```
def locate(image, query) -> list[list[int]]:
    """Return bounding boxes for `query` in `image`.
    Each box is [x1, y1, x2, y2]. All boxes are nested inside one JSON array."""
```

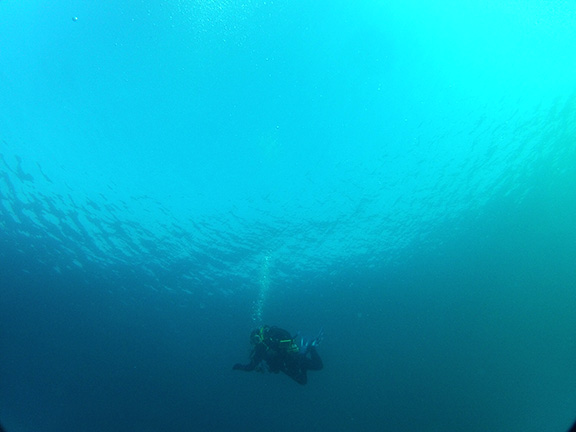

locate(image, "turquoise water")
[[1, 1, 576, 431]]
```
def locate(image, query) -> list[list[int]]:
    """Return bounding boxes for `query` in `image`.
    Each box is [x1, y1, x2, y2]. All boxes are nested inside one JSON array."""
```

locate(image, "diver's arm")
[[233, 355, 258, 371], [233, 361, 256, 371], [233, 347, 262, 371]]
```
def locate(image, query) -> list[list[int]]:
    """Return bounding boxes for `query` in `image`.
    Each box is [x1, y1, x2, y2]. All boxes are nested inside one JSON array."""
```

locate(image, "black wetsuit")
[[233, 326, 323, 385]]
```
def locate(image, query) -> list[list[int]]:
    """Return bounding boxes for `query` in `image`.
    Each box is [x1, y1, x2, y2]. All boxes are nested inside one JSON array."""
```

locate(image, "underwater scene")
[[1, 0, 576, 431]]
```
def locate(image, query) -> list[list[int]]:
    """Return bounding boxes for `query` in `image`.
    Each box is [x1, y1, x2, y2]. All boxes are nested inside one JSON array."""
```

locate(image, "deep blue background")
[[1, 1, 576, 431]]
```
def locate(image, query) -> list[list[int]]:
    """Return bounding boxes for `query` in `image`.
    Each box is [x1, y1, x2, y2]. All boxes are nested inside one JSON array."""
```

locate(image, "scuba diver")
[[233, 325, 323, 385]]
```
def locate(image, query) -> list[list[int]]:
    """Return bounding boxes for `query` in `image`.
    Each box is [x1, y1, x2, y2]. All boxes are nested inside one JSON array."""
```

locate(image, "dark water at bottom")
[[1, 163, 576, 432]]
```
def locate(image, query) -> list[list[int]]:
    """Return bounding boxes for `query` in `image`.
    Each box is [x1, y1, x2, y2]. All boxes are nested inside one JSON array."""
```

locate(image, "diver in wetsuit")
[[233, 325, 323, 385]]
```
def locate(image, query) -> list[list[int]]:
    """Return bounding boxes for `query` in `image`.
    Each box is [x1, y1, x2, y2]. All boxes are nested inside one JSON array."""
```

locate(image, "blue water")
[[1, 1, 576, 431]]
